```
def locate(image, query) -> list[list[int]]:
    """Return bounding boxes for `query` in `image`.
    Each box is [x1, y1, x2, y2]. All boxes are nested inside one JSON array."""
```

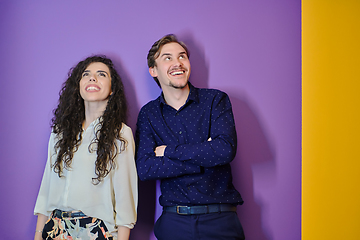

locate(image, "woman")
[[34, 55, 137, 240]]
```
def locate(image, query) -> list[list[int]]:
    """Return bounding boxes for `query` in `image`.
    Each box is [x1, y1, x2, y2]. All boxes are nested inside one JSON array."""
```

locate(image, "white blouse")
[[34, 119, 138, 238]]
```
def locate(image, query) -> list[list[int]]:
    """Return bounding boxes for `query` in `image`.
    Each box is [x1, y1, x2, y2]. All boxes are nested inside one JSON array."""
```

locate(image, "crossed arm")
[[135, 93, 237, 181]]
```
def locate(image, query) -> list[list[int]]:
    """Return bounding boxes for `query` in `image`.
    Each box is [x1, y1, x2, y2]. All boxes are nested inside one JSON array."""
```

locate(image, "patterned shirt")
[[135, 82, 243, 207]]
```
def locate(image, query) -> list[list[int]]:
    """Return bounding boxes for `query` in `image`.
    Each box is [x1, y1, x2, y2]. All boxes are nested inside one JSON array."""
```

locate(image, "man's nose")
[[173, 58, 183, 67]]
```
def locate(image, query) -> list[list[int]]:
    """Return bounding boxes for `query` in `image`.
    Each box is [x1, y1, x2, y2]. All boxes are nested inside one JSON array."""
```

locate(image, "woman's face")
[[79, 62, 112, 105]]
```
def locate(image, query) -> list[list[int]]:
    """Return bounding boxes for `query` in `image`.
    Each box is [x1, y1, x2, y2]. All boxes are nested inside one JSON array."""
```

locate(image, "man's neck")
[[162, 84, 190, 111]]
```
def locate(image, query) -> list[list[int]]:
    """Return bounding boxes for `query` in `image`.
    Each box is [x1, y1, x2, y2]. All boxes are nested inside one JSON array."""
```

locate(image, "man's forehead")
[[159, 42, 186, 55]]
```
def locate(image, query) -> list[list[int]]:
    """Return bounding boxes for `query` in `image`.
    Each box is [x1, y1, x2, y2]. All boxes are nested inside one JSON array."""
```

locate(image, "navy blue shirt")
[[135, 83, 243, 207]]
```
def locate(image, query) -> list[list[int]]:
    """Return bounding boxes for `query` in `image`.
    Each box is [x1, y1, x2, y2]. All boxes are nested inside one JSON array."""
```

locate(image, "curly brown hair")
[[51, 55, 128, 184], [147, 34, 190, 87]]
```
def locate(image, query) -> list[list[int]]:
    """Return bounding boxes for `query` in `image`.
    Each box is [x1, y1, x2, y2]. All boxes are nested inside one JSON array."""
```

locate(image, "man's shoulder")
[[196, 86, 228, 99], [139, 97, 161, 113]]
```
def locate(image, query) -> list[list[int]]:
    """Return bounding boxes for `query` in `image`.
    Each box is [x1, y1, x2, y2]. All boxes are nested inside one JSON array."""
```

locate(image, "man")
[[136, 34, 245, 240]]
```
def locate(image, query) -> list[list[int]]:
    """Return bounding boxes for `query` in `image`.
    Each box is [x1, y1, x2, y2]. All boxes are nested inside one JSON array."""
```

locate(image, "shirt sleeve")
[[135, 108, 201, 181], [164, 92, 237, 167], [113, 125, 138, 229], [34, 133, 55, 216]]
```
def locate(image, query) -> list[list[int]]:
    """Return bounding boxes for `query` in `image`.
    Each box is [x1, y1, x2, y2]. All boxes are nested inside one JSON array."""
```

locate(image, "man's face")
[[150, 42, 191, 90]]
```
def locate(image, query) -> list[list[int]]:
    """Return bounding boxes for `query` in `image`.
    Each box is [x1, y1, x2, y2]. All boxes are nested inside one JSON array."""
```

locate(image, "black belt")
[[53, 209, 86, 218], [164, 204, 237, 215]]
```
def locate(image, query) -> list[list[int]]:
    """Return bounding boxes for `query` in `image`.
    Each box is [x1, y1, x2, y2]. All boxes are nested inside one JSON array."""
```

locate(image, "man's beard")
[[169, 80, 188, 89]]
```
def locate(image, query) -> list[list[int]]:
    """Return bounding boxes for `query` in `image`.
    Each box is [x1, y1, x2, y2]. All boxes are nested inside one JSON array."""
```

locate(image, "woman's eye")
[[82, 72, 89, 77], [99, 73, 106, 77]]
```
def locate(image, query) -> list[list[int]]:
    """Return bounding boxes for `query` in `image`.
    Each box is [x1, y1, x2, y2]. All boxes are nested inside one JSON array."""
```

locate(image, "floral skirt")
[[42, 210, 113, 240]]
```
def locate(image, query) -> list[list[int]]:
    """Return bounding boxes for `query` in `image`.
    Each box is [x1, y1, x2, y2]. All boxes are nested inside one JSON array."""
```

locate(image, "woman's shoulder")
[[120, 123, 134, 138], [49, 131, 59, 144], [120, 123, 131, 132]]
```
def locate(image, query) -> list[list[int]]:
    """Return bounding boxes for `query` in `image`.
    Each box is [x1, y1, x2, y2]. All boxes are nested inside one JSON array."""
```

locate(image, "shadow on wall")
[[107, 53, 140, 132], [184, 31, 276, 239], [231, 94, 275, 240]]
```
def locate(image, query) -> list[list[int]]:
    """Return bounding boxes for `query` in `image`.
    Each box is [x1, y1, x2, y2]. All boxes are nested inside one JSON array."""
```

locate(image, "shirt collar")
[[159, 82, 199, 106], [86, 116, 102, 132], [187, 82, 199, 104]]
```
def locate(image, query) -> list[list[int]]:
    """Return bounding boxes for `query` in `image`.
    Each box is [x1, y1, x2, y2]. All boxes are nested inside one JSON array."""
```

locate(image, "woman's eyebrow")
[[97, 70, 109, 75]]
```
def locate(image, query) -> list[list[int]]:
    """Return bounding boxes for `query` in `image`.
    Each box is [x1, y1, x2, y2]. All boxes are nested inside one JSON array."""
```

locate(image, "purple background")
[[0, 1, 301, 239]]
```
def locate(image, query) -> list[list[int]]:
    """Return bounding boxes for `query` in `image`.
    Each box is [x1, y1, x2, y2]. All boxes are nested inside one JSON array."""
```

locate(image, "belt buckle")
[[61, 211, 70, 218], [205, 205, 209, 214], [176, 206, 188, 215]]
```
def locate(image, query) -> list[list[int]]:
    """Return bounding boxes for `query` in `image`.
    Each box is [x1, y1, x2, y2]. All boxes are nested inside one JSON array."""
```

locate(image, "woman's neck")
[[83, 100, 108, 130]]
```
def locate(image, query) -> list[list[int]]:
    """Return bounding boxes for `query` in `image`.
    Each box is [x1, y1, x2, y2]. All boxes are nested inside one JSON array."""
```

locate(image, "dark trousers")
[[154, 211, 245, 240]]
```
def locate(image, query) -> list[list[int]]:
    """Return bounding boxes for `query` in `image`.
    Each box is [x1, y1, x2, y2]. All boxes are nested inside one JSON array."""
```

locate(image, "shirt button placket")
[[176, 112, 186, 143]]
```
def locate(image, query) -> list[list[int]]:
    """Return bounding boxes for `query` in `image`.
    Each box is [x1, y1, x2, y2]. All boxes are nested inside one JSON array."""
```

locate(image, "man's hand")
[[155, 145, 167, 157]]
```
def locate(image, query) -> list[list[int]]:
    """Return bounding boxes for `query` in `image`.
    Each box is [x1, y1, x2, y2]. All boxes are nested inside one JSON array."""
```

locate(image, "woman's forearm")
[[34, 213, 48, 240], [117, 226, 130, 240]]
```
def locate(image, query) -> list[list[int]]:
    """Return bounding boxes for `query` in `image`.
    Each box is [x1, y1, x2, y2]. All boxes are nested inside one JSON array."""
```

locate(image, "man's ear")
[[149, 67, 158, 77]]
